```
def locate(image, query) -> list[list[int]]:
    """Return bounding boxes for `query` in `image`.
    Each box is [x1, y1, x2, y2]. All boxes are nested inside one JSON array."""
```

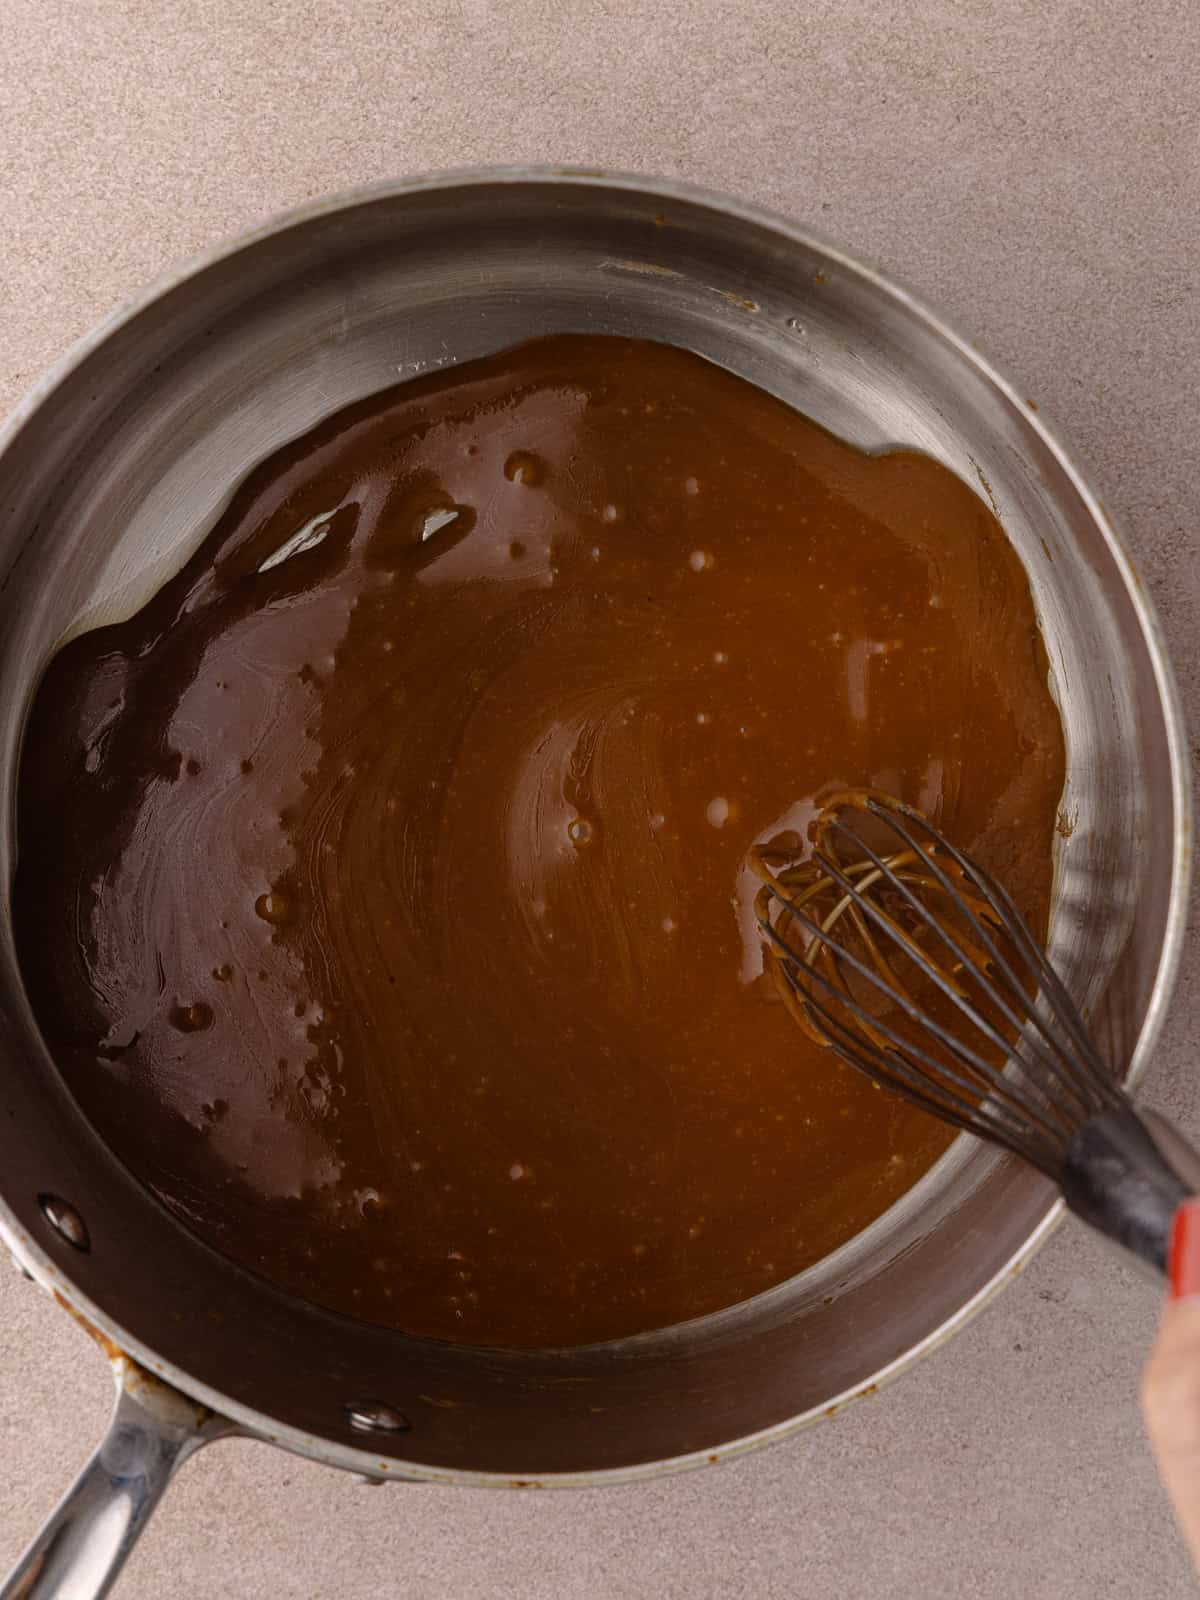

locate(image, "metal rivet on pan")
[[345, 1400, 411, 1434], [38, 1194, 90, 1252]]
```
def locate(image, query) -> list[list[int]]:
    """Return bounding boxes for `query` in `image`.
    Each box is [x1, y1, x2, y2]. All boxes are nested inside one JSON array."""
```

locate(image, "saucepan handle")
[[0, 1358, 227, 1600]]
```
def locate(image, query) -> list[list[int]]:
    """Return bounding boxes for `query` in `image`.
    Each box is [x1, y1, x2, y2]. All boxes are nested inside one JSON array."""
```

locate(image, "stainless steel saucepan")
[[0, 168, 1188, 1598]]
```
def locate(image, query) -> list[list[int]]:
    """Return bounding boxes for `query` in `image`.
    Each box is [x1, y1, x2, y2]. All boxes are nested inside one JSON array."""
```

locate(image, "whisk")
[[750, 789, 1200, 1273]]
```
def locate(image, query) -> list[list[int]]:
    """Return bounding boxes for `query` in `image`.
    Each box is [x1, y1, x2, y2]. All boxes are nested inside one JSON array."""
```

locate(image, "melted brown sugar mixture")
[[13, 336, 1065, 1347]]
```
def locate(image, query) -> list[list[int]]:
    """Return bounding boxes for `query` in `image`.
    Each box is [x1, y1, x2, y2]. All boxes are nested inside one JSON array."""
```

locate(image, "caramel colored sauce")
[[12, 336, 1065, 1347]]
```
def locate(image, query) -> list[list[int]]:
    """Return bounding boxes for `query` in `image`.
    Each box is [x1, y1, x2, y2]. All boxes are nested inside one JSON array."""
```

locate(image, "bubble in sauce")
[[504, 451, 545, 486], [255, 890, 292, 925], [170, 1001, 213, 1034], [706, 796, 731, 828]]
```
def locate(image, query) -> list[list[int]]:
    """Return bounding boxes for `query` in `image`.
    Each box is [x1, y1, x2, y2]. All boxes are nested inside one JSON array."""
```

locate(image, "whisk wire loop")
[[791, 976, 1064, 1175], [752, 790, 1197, 1276], [759, 896, 1079, 1160], [875, 799, 1116, 1095], [751, 790, 1135, 1179], [822, 814, 1103, 1127]]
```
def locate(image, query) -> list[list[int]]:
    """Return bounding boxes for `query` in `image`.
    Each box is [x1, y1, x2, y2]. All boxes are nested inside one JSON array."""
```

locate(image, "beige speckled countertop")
[[2, 2, 1199, 1595]]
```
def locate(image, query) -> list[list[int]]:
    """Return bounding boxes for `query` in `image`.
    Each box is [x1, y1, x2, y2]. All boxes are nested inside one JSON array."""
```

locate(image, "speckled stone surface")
[[2, 2, 1199, 1594]]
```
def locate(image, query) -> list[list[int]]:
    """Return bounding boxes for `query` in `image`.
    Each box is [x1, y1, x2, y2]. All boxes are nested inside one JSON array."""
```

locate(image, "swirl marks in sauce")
[[13, 336, 1065, 1346]]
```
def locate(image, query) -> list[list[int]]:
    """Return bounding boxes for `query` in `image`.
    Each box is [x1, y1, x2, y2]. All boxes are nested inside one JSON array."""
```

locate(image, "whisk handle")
[[1060, 1106, 1194, 1274]]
